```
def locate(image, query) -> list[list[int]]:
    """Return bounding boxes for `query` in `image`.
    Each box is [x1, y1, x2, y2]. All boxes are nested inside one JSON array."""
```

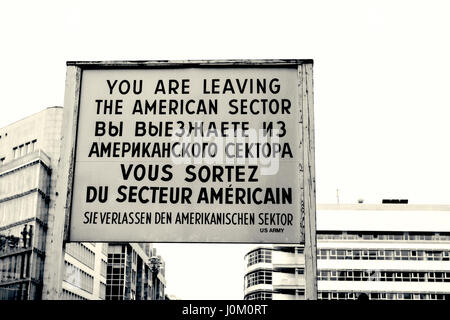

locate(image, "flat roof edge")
[[66, 59, 314, 68], [318, 204, 450, 211]]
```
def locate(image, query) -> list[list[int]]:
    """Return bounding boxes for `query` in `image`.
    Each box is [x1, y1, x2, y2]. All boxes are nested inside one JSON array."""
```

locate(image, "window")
[[317, 248, 450, 262], [108, 253, 125, 265], [319, 269, 446, 285], [361, 250, 369, 260], [318, 249, 327, 259], [12, 139, 37, 159], [99, 282, 106, 300], [319, 292, 360, 300], [445, 272, 450, 282], [245, 270, 272, 288], [101, 259, 107, 277], [371, 293, 379, 299], [19, 144, 25, 157], [65, 243, 95, 269], [329, 250, 337, 260], [345, 250, 353, 260], [247, 248, 272, 267], [319, 292, 329, 300], [317, 231, 450, 242], [245, 291, 272, 300], [106, 256, 125, 300], [62, 289, 86, 300], [102, 243, 108, 255], [330, 271, 337, 281], [401, 250, 409, 260], [64, 261, 94, 293], [295, 247, 304, 254]]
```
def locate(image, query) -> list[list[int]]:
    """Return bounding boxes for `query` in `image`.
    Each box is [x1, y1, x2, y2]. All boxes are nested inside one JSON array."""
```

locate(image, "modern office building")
[[244, 244, 305, 300], [106, 243, 166, 300], [244, 202, 450, 300], [62, 242, 109, 300], [0, 107, 64, 299], [0, 108, 130, 300]]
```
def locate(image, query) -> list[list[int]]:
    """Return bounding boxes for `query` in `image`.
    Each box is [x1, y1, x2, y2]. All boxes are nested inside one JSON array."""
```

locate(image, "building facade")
[[244, 203, 450, 300], [0, 108, 117, 300], [62, 242, 108, 300], [106, 243, 166, 300], [244, 245, 305, 300], [0, 107, 63, 299]]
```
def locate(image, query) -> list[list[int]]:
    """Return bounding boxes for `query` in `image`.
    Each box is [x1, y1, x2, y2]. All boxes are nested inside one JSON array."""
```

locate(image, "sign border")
[[61, 59, 315, 242], [60, 59, 315, 243], [54, 59, 316, 299]]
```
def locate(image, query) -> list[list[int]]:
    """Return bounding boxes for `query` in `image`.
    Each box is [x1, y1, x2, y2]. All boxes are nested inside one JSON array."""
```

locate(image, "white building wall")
[[244, 204, 450, 300], [244, 245, 305, 300], [1, 108, 109, 300], [62, 243, 107, 300]]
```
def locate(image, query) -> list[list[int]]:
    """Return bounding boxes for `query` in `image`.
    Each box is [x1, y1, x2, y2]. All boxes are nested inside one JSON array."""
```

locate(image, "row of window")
[[0, 252, 31, 282], [317, 232, 450, 242], [64, 261, 94, 293], [107, 266, 125, 281], [245, 270, 272, 288], [131, 269, 137, 285], [61, 289, 87, 300], [108, 253, 125, 266], [106, 264, 125, 299], [275, 246, 304, 254], [106, 284, 125, 300], [245, 289, 305, 300], [245, 291, 273, 300], [247, 249, 272, 267], [107, 278, 126, 285], [65, 243, 95, 269], [318, 248, 450, 261], [318, 270, 450, 282], [318, 291, 449, 300], [12, 139, 37, 159], [0, 282, 29, 300]]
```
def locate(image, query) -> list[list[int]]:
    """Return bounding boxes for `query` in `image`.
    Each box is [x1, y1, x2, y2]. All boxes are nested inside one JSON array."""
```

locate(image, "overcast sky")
[[1, 0, 450, 299]]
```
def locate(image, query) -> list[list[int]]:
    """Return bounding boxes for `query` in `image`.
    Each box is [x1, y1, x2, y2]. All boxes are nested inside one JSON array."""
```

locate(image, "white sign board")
[[64, 60, 314, 243]]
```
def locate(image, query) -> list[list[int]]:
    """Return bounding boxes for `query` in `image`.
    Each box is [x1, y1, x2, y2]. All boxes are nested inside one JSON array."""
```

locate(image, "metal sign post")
[[298, 63, 317, 299]]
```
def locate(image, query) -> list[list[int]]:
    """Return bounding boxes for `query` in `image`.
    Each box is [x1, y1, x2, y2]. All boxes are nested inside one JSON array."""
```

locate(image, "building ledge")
[[0, 150, 51, 176], [273, 284, 305, 289], [318, 203, 450, 211], [0, 277, 42, 287]]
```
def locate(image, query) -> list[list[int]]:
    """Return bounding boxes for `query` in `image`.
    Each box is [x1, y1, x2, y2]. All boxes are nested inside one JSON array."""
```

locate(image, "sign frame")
[[54, 59, 316, 296]]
